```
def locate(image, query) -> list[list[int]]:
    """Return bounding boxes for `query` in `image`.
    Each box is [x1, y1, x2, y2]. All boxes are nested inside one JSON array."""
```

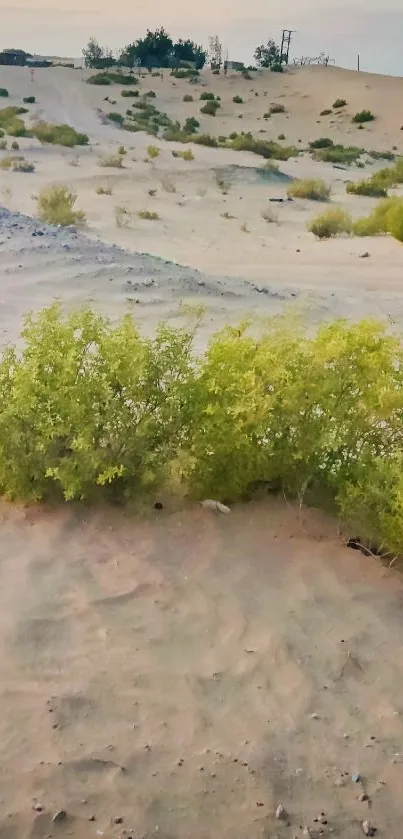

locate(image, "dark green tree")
[[121, 28, 174, 68], [173, 39, 206, 69], [254, 39, 282, 70]]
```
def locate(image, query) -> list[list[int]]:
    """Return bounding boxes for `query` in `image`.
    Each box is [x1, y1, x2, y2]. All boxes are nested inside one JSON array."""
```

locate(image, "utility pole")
[[357, 53, 360, 71], [280, 29, 294, 65]]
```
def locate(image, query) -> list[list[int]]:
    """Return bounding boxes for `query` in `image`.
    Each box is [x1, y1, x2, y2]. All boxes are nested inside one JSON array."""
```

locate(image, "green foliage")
[[147, 144, 160, 158], [368, 150, 395, 161], [233, 95, 243, 104], [0, 89, 9, 98], [107, 111, 124, 124], [312, 144, 363, 165], [172, 148, 194, 160], [308, 207, 352, 239], [184, 116, 199, 133], [96, 185, 113, 195], [309, 137, 334, 149], [171, 68, 199, 79], [87, 72, 134, 85], [320, 109, 332, 116], [333, 98, 347, 108], [229, 132, 297, 160], [11, 140, 19, 151], [287, 178, 331, 201], [138, 209, 160, 220], [121, 89, 139, 97], [183, 94, 194, 102], [4, 305, 403, 557], [254, 39, 281, 69], [37, 185, 86, 226], [121, 31, 205, 69], [200, 100, 220, 116], [191, 134, 218, 147], [346, 173, 391, 198], [0, 106, 28, 137], [82, 37, 116, 69], [146, 90, 156, 98], [199, 92, 216, 101], [354, 197, 403, 241], [23, 96, 36, 104], [352, 109, 375, 123], [32, 122, 89, 146]]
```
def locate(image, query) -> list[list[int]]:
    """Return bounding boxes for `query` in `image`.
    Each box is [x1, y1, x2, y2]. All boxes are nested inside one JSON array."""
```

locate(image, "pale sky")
[[1, 0, 403, 75]]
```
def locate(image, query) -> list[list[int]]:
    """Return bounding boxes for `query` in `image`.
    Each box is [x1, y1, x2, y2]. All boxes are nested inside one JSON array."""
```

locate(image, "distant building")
[[226, 61, 245, 71], [26, 56, 51, 68], [0, 49, 30, 66]]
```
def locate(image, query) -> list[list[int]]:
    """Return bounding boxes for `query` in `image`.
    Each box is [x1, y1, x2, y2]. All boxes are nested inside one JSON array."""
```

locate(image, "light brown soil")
[[0, 498, 402, 838]]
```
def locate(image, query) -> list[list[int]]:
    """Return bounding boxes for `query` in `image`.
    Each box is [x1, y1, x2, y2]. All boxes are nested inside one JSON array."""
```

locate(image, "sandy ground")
[[0, 63, 402, 341], [1, 499, 403, 838], [1, 62, 403, 837]]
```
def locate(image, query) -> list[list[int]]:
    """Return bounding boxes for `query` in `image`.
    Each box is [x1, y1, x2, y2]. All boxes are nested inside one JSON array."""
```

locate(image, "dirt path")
[[0, 499, 402, 838]]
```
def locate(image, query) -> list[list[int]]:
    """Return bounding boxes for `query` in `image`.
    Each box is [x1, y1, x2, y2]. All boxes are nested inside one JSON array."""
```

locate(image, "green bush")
[[37, 185, 86, 226], [32, 122, 89, 146], [191, 134, 218, 147], [368, 150, 395, 161], [233, 95, 243, 104], [172, 148, 194, 161], [121, 89, 139, 97], [200, 100, 220, 116], [23, 96, 36, 104], [183, 94, 193, 102], [229, 132, 297, 160], [11, 140, 19, 151], [98, 153, 124, 168], [107, 112, 124, 124], [313, 144, 363, 165], [147, 144, 160, 158], [308, 207, 352, 238], [354, 197, 403, 241], [199, 92, 215, 101], [309, 137, 334, 149], [287, 178, 331, 201], [333, 98, 347, 108], [146, 90, 156, 98], [0, 106, 28, 137], [138, 210, 160, 220], [184, 116, 199, 133], [171, 68, 199, 79], [346, 173, 391, 198], [87, 72, 135, 85], [352, 110, 375, 123], [320, 109, 332, 116], [3, 305, 403, 559], [0, 89, 9, 98]]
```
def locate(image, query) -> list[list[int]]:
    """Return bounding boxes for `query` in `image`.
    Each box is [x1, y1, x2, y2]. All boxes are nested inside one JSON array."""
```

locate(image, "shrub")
[[230, 133, 297, 160], [171, 68, 199, 79], [278, 133, 286, 140], [287, 178, 331, 201], [233, 95, 243, 104], [199, 92, 215, 101], [263, 112, 271, 120], [346, 175, 390, 198], [0, 89, 9, 98], [0, 155, 21, 170], [96, 185, 113, 195], [172, 149, 194, 161], [184, 116, 199, 134], [0, 139, 6, 150], [261, 207, 278, 223], [88, 72, 134, 85], [11, 140, 19, 151], [183, 94, 193, 102], [121, 89, 139, 97], [32, 122, 89, 146], [37, 185, 86, 226], [352, 110, 375, 123], [308, 207, 352, 238], [333, 98, 347, 108], [320, 109, 332, 116], [98, 153, 124, 168], [107, 111, 124, 125], [191, 134, 218, 147], [354, 197, 403, 241], [368, 150, 395, 161], [118, 145, 126, 155], [138, 210, 160, 220], [200, 100, 220, 116], [23, 96, 36, 104], [146, 90, 156, 98], [147, 144, 160, 159], [313, 144, 363, 165], [269, 103, 286, 114], [309, 137, 334, 149], [11, 157, 35, 172]]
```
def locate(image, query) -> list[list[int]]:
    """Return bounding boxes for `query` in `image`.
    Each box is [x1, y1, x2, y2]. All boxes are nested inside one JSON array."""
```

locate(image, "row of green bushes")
[[309, 197, 403, 240], [0, 107, 89, 146], [346, 158, 403, 197], [2, 304, 403, 558]]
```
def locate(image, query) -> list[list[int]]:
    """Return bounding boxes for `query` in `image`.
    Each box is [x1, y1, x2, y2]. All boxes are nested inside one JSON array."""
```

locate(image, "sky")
[[1, 0, 403, 76]]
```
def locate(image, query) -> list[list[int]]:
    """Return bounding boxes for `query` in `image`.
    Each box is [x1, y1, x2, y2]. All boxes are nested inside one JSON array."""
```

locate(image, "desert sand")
[[1, 61, 403, 838]]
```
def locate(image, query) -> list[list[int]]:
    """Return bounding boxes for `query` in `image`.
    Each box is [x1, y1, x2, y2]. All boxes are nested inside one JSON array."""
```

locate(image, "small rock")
[[310, 713, 320, 720], [362, 821, 376, 836], [359, 252, 370, 258], [52, 810, 67, 823], [352, 773, 361, 783]]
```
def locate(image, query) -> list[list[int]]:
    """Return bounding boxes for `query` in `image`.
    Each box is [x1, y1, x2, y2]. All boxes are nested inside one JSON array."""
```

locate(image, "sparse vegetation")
[[98, 153, 124, 168], [352, 110, 375, 124], [312, 144, 364, 165], [183, 94, 193, 102], [0, 89, 9, 98], [147, 144, 160, 159], [199, 92, 216, 101], [138, 210, 160, 220], [121, 89, 139, 97], [184, 117, 199, 134], [320, 109, 332, 116], [171, 68, 200, 79], [288, 178, 331, 201], [333, 98, 347, 108], [107, 112, 124, 125], [37, 185, 86, 226], [278, 133, 286, 141], [368, 150, 395, 161], [11, 157, 35, 172], [191, 134, 218, 148], [87, 72, 135, 86], [96, 185, 113, 195], [309, 137, 334, 149], [346, 175, 389, 198], [269, 103, 286, 115], [233, 95, 243, 104], [200, 100, 220, 116], [0, 106, 28, 137], [261, 207, 279, 223], [23, 96, 36, 104], [32, 122, 89, 146], [229, 133, 297, 160], [308, 207, 352, 239], [354, 197, 403, 241], [10, 141, 19, 151], [172, 149, 194, 161]]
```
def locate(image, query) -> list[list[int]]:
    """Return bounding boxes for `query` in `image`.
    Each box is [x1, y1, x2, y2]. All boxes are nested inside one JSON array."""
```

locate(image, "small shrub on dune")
[[354, 197, 403, 240], [320, 109, 332, 116], [199, 92, 215, 101], [171, 68, 199, 79], [183, 94, 193, 102], [368, 150, 395, 161], [32, 122, 89, 147], [200, 100, 220, 116], [23, 95, 36, 104], [352, 110, 375, 124], [121, 89, 139, 98], [11, 157, 35, 172], [115, 205, 132, 227], [230, 133, 297, 160], [0, 139, 7, 150], [233, 95, 243, 104], [11, 140, 19, 151], [308, 207, 352, 239], [0, 155, 21, 170], [88, 72, 135, 86], [191, 134, 218, 147], [269, 103, 286, 114], [147, 144, 160, 159], [0, 89, 9, 98], [346, 174, 390, 198], [172, 149, 194, 161], [184, 116, 199, 134], [313, 145, 363, 165], [96, 185, 112, 195], [333, 98, 347, 108], [138, 209, 160, 220], [288, 178, 331, 201], [37, 185, 86, 226], [107, 112, 124, 125], [309, 137, 334, 149], [98, 153, 124, 168]]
